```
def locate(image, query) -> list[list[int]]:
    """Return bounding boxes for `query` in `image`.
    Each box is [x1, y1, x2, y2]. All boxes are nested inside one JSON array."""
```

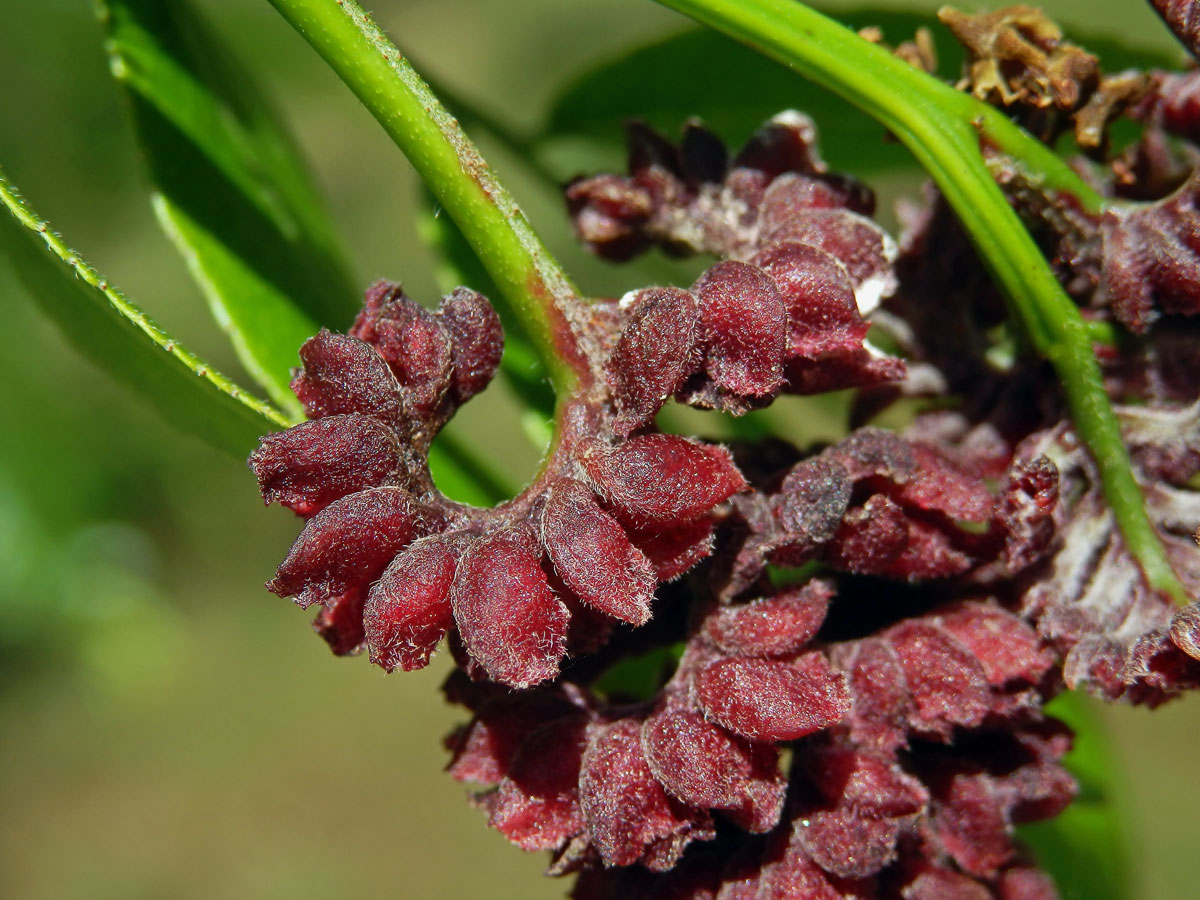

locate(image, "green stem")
[[655, 0, 1185, 603], [265, 0, 586, 396]]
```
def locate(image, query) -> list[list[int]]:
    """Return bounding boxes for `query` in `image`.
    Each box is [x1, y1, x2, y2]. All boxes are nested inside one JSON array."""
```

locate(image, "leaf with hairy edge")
[[0, 169, 288, 456], [101, 0, 359, 416], [1018, 692, 1130, 900]]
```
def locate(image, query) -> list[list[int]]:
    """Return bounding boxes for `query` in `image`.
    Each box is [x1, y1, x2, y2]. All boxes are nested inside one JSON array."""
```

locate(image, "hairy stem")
[[655, 0, 1186, 603], [265, 0, 587, 396]]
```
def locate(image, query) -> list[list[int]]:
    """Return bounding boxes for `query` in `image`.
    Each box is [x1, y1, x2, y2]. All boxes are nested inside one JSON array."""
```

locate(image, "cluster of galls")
[[251, 279, 749, 687], [251, 82, 1200, 900], [572, 112, 903, 415]]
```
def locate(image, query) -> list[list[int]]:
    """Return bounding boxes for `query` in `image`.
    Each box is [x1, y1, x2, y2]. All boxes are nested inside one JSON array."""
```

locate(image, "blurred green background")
[[0, 1, 1195, 898]]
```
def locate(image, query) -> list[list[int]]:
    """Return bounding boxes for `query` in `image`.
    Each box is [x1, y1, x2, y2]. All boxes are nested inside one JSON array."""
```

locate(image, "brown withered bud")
[[939, 5, 1099, 110]]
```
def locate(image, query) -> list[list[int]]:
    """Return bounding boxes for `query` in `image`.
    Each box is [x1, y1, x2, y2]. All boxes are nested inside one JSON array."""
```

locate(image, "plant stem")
[[265, 0, 587, 396], [655, 0, 1186, 603]]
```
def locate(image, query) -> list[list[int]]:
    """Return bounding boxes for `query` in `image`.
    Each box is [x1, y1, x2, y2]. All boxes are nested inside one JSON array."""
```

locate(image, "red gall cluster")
[[251, 281, 746, 686], [435, 420, 1164, 896], [446, 553, 1075, 898], [252, 114, 912, 688], [577, 115, 904, 418], [249, 77, 1200, 896]]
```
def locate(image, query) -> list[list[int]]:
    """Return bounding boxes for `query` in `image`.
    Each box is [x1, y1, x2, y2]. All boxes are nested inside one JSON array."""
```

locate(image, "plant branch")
[[265, 0, 588, 396], [654, 0, 1186, 603]]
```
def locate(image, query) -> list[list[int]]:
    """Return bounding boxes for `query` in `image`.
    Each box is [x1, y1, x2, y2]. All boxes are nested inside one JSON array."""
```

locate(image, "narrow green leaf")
[[0, 168, 289, 457], [543, 15, 1179, 177], [428, 432, 516, 506], [543, 20, 944, 175], [1019, 692, 1131, 900], [100, 0, 360, 416]]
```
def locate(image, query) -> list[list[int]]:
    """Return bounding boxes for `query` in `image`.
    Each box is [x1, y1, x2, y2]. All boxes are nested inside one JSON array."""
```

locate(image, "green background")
[[0, 1, 1195, 898]]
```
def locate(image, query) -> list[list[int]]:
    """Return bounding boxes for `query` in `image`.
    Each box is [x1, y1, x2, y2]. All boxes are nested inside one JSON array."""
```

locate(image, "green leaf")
[[100, 0, 360, 417], [1018, 692, 1131, 900], [428, 432, 516, 507], [542, 13, 1180, 177], [0, 168, 289, 457], [543, 18, 946, 175]]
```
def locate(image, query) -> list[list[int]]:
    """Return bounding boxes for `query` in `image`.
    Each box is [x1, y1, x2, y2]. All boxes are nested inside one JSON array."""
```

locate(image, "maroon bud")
[[931, 771, 1013, 876], [900, 863, 993, 900], [607, 287, 702, 434], [581, 434, 746, 524], [898, 443, 996, 523], [680, 119, 729, 184], [750, 241, 866, 360], [827, 493, 909, 574], [804, 746, 927, 817], [249, 414, 404, 517], [267, 486, 424, 607], [565, 174, 655, 261], [784, 350, 905, 395], [838, 637, 914, 753], [703, 580, 832, 658], [487, 716, 588, 851], [641, 707, 785, 831], [364, 535, 458, 673], [1102, 172, 1200, 331], [292, 330, 405, 423], [764, 209, 897, 313], [832, 494, 976, 580], [759, 173, 867, 230], [451, 530, 570, 688], [625, 516, 716, 581], [1004, 759, 1077, 823], [580, 719, 713, 868], [887, 622, 991, 734], [998, 867, 1060, 900], [350, 282, 454, 415], [445, 687, 581, 785], [732, 112, 824, 179], [541, 478, 657, 625], [692, 260, 787, 396], [774, 458, 853, 551], [757, 834, 844, 900], [695, 653, 850, 742], [437, 287, 504, 404], [935, 603, 1055, 687], [794, 809, 900, 878], [312, 586, 367, 656], [564, 174, 657, 262]]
